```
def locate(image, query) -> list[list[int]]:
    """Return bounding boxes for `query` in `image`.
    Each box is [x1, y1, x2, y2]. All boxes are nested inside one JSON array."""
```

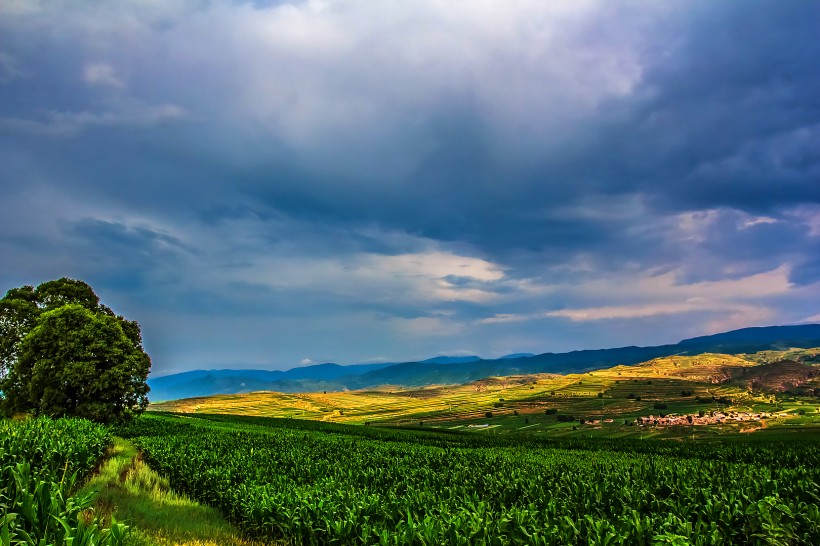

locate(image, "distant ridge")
[[500, 353, 535, 360], [678, 324, 820, 350], [420, 356, 482, 364], [148, 361, 395, 401], [148, 324, 820, 402]]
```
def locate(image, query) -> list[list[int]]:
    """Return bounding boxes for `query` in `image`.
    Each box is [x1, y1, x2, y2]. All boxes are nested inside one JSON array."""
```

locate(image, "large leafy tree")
[[0, 285, 39, 378], [0, 278, 151, 423]]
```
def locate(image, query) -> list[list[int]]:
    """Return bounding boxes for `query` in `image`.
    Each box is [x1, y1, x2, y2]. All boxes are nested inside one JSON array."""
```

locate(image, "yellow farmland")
[[150, 349, 820, 432]]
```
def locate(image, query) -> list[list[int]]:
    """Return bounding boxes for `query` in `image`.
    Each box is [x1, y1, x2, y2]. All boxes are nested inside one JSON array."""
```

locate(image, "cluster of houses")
[[575, 411, 802, 428], [638, 411, 747, 427]]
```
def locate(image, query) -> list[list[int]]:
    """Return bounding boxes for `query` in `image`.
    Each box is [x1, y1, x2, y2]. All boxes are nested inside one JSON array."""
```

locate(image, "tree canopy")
[[0, 278, 151, 423]]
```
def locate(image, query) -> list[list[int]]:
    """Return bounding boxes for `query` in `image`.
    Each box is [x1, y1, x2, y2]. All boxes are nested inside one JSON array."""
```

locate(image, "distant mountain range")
[[147, 324, 820, 402]]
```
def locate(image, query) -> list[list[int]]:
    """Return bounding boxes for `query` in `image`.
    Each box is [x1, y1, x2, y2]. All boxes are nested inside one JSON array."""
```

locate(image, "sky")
[[1, 1, 819, 376]]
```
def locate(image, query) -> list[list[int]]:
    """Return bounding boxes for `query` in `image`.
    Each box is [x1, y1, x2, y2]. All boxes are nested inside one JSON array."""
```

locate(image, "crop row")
[[121, 413, 820, 545], [0, 417, 126, 545]]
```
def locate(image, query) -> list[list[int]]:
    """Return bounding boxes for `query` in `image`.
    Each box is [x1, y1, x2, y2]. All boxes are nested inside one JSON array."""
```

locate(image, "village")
[[581, 410, 800, 428]]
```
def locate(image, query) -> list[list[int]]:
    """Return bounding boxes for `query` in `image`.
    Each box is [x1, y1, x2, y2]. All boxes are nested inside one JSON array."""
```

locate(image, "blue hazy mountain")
[[420, 356, 482, 364], [148, 324, 820, 401], [500, 353, 535, 359], [148, 361, 394, 401]]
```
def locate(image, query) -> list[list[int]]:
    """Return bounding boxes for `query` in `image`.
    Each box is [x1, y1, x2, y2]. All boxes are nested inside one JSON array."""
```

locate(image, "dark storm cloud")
[[1, 0, 819, 371], [59, 218, 193, 291], [67, 219, 192, 255], [610, 4, 820, 214], [199, 0, 820, 274]]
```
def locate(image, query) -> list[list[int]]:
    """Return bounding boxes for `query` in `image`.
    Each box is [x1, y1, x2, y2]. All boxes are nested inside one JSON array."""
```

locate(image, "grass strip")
[[80, 437, 272, 546]]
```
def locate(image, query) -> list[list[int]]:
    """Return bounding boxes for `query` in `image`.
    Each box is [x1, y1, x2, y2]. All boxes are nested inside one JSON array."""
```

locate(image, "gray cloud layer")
[[1, 1, 819, 374]]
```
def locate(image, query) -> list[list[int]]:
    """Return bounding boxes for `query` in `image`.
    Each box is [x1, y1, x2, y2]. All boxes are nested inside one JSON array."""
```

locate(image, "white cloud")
[[0, 101, 187, 137], [543, 301, 769, 322], [674, 209, 723, 244], [480, 266, 791, 325], [741, 216, 777, 229], [366, 251, 505, 303], [220, 244, 508, 305], [369, 251, 504, 282], [390, 316, 465, 338], [787, 205, 820, 237], [0, 51, 23, 82], [0, 0, 43, 16], [83, 62, 125, 88], [579, 266, 792, 302], [702, 306, 776, 335]]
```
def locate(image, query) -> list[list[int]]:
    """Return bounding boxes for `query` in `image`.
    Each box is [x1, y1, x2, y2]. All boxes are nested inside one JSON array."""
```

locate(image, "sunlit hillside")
[[150, 348, 820, 438]]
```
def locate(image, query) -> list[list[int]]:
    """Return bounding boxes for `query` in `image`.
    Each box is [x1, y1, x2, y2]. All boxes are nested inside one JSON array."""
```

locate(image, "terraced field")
[[150, 350, 820, 437]]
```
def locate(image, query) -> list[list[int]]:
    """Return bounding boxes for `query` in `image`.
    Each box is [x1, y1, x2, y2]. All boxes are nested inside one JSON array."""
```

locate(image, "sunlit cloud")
[[480, 267, 791, 327]]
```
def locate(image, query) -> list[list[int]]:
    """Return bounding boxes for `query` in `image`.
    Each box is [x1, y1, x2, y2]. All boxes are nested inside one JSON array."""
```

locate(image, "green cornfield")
[[0, 417, 127, 545], [119, 413, 820, 545]]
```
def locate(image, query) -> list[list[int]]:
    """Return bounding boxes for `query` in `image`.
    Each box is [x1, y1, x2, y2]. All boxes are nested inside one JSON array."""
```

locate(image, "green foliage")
[[0, 287, 38, 379], [0, 417, 127, 545], [34, 278, 100, 312], [0, 278, 151, 423], [120, 413, 820, 545]]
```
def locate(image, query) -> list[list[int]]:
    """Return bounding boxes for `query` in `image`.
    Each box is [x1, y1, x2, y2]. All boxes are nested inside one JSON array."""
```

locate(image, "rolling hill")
[[150, 347, 820, 436], [148, 324, 820, 402]]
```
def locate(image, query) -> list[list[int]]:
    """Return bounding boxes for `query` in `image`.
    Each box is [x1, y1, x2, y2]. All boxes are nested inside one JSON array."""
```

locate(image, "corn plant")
[[0, 417, 128, 546], [119, 413, 820, 545]]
